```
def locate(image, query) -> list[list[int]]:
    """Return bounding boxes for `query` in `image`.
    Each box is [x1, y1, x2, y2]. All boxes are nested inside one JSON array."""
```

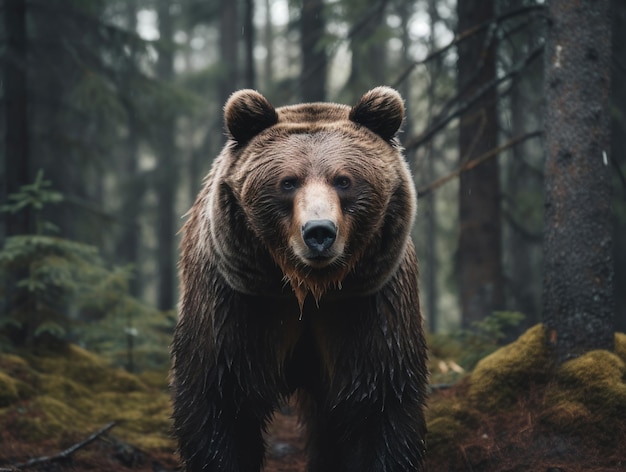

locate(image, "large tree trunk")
[[610, 0, 626, 333], [3, 0, 32, 237], [542, 0, 614, 362], [155, 1, 178, 311], [300, 0, 326, 102], [456, 0, 504, 328]]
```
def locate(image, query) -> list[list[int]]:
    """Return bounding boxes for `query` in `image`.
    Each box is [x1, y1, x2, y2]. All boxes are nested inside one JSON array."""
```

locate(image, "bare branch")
[[405, 43, 544, 153], [417, 131, 543, 198], [392, 3, 546, 88], [2, 422, 116, 471]]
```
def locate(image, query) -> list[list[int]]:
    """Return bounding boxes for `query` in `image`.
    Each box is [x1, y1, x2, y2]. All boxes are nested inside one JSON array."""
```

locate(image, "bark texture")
[[542, 0, 614, 362]]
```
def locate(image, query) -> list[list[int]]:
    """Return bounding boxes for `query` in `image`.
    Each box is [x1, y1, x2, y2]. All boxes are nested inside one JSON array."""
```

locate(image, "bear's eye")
[[281, 178, 299, 192], [334, 176, 351, 190]]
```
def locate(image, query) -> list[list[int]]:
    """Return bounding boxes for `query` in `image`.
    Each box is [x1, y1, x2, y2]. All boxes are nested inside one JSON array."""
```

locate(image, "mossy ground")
[[0, 344, 177, 471], [425, 325, 626, 471], [1, 328, 624, 471]]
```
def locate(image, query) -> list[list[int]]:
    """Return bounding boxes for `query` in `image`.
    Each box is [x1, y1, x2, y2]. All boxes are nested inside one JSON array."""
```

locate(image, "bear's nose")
[[302, 219, 337, 255]]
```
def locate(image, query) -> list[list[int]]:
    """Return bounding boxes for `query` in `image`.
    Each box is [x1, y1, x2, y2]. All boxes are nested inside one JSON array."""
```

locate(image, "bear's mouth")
[[303, 251, 337, 268]]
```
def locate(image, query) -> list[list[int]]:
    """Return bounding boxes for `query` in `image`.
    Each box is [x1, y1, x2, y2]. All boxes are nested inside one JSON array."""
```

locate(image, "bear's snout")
[[302, 219, 337, 256]]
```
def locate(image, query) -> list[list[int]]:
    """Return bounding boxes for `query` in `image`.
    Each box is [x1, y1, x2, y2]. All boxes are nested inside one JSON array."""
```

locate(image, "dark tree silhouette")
[[155, 1, 178, 311], [456, 0, 504, 328], [300, 0, 327, 102], [3, 0, 32, 237]]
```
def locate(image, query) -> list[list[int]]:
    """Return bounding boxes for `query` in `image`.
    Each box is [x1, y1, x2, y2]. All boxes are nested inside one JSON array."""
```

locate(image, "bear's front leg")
[[305, 288, 427, 471], [171, 291, 286, 471], [306, 390, 426, 472], [171, 342, 275, 471]]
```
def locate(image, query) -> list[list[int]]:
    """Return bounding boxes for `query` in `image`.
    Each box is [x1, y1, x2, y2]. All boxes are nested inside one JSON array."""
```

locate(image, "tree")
[[343, 0, 388, 102], [219, 0, 239, 105], [116, 0, 145, 298], [610, 0, 626, 333], [155, 1, 179, 311], [300, 0, 327, 101], [3, 0, 31, 237], [243, 0, 256, 89], [500, 0, 545, 329], [456, 0, 504, 329], [542, 0, 614, 363]]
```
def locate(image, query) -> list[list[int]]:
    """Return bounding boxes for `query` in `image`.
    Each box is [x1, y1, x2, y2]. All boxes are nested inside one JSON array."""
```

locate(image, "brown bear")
[[170, 86, 428, 471]]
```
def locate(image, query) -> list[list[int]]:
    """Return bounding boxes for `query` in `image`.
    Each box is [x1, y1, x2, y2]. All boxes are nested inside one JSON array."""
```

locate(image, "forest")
[[0, 0, 625, 471]]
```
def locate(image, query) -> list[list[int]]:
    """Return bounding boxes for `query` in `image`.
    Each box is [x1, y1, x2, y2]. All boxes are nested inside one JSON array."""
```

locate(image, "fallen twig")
[[1, 422, 116, 471]]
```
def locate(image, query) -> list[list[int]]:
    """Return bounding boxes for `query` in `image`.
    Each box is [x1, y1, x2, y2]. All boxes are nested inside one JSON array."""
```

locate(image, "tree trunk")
[[501, 0, 545, 329], [118, 0, 143, 297], [219, 0, 239, 106], [262, 0, 274, 90], [155, 1, 178, 311], [243, 0, 255, 89], [3, 0, 32, 237], [457, 0, 504, 328], [610, 0, 626, 333], [542, 0, 614, 363], [424, 0, 441, 332], [344, 1, 387, 102], [300, 0, 326, 102]]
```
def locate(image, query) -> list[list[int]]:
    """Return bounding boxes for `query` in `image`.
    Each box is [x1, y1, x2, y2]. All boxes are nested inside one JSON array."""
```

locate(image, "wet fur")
[[171, 87, 428, 471]]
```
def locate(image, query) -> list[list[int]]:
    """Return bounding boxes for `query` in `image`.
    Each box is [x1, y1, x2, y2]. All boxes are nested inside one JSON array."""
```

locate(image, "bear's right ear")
[[224, 90, 278, 145]]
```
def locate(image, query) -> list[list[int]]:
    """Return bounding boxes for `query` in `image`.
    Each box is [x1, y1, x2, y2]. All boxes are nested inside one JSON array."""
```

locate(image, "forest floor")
[[1, 325, 625, 471]]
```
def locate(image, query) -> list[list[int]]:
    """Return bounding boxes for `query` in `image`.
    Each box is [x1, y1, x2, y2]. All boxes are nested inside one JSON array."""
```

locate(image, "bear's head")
[[210, 87, 416, 309]]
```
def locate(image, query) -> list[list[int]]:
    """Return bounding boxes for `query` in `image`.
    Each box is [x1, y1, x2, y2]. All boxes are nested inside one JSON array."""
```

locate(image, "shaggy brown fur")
[[171, 87, 428, 471]]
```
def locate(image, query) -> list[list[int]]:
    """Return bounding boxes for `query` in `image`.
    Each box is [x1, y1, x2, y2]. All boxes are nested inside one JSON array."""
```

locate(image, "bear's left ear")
[[349, 86, 405, 141], [224, 89, 278, 145]]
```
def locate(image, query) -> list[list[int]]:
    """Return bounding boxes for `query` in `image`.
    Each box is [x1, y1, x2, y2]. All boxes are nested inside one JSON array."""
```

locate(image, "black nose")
[[302, 219, 337, 254]]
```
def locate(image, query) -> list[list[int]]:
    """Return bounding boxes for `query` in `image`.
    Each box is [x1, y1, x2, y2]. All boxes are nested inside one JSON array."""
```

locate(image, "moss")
[[138, 369, 170, 390], [0, 353, 37, 398], [28, 344, 146, 393], [8, 395, 91, 441], [539, 400, 594, 432], [37, 373, 92, 400], [468, 324, 550, 410], [0, 372, 20, 407], [0, 345, 174, 454], [427, 416, 470, 457], [614, 332, 626, 363], [426, 329, 626, 470], [548, 350, 626, 418]]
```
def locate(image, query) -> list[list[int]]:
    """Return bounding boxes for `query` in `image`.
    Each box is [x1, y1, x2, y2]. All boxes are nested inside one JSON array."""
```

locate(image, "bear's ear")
[[349, 86, 405, 141], [224, 89, 278, 145]]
